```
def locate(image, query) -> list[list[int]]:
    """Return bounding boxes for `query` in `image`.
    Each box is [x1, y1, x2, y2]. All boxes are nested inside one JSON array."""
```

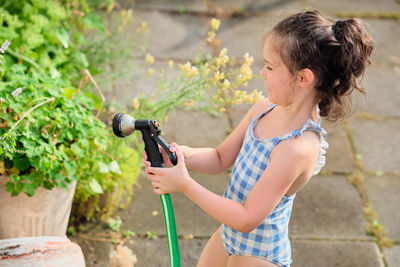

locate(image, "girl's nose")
[[260, 68, 266, 78]]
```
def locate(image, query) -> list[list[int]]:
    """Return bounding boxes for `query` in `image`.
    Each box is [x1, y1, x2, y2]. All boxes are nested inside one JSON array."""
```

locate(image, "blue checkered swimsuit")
[[221, 104, 328, 266]]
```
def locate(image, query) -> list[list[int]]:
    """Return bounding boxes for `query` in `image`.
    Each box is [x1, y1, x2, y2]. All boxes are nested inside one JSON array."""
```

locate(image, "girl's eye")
[[265, 65, 273, 71]]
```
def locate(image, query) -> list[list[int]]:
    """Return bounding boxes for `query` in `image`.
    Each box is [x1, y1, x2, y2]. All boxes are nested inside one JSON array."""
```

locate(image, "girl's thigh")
[[197, 227, 228, 267], [227, 255, 280, 267]]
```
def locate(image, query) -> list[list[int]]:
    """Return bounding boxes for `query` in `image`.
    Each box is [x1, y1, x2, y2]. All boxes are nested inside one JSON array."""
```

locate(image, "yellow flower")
[[219, 47, 227, 57], [211, 18, 221, 31], [0, 161, 5, 175], [133, 97, 140, 110], [148, 68, 155, 75], [187, 66, 199, 78], [214, 71, 224, 81], [244, 53, 254, 65], [222, 55, 229, 64], [222, 79, 231, 89], [168, 60, 174, 68], [206, 32, 216, 42], [145, 54, 155, 65], [219, 107, 226, 112], [180, 61, 192, 73], [136, 22, 149, 33], [249, 90, 264, 103], [121, 9, 133, 25], [183, 100, 195, 106]]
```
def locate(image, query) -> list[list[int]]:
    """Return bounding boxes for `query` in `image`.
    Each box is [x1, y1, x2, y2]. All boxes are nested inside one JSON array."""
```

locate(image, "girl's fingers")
[[146, 166, 164, 175], [144, 160, 151, 167], [153, 187, 162, 195], [143, 150, 148, 160]]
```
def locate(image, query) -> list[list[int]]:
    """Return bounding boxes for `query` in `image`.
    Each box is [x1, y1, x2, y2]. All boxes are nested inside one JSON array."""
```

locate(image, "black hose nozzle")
[[112, 113, 177, 166]]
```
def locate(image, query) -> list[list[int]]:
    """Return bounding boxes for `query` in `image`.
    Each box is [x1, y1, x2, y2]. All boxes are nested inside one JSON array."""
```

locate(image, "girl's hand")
[[144, 145, 191, 195]]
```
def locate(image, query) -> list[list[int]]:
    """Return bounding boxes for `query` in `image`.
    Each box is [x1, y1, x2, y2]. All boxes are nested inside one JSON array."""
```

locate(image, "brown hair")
[[271, 11, 374, 121]]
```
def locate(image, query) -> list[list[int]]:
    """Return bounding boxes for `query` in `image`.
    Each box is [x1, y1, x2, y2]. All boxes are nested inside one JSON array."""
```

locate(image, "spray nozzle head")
[[112, 113, 136, 137]]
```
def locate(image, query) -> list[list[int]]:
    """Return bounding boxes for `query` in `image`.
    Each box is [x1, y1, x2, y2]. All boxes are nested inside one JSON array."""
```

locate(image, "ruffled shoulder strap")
[[278, 119, 329, 175], [303, 120, 329, 175]]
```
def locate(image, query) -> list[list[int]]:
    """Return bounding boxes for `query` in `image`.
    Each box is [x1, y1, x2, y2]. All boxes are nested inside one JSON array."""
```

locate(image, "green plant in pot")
[[0, 0, 143, 238], [0, 46, 141, 238]]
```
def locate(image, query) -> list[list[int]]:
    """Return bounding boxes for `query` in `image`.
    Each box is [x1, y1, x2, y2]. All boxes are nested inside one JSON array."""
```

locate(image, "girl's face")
[[260, 35, 296, 106]]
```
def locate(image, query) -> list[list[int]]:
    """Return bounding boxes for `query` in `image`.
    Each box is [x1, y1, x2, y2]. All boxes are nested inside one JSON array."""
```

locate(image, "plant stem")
[[2, 97, 55, 140], [6, 48, 40, 70]]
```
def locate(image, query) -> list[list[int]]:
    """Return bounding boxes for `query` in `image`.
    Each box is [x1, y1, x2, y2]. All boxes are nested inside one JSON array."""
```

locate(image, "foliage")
[[0, 0, 142, 222], [0, 61, 140, 207], [108, 216, 122, 232]]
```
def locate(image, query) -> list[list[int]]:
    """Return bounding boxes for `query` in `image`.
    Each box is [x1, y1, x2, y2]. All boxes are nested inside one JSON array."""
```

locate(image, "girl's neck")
[[273, 96, 319, 126]]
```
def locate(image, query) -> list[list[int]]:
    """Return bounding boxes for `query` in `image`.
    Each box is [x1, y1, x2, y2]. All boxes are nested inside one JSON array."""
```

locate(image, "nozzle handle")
[[141, 129, 164, 168]]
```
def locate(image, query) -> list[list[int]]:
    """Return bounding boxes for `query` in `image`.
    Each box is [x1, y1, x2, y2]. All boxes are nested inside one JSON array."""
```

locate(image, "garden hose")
[[112, 113, 181, 266], [160, 194, 180, 267]]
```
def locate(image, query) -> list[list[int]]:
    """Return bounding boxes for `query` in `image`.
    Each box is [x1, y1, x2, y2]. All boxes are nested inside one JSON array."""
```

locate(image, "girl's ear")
[[297, 68, 315, 89]]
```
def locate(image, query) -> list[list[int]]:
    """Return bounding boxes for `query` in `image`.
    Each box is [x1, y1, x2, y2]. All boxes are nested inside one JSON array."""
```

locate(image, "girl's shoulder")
[[248, 98, 272, 120]]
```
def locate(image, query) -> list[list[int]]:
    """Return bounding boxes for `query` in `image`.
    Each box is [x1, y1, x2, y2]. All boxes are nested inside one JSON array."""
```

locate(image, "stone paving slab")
[[358, 65, 400, 118], [291, 240, 384, 267], [383, 245, 400, 267], [215, 9, 301, 61], [127, 238, 206, 267], [108, 60, 174, 107], [350, 119, 400, 173], [130, 11, 211, 60], [122, 0, 208, 13], [73, 237, 385, 267], [124, 0, 303, 15], [125, 6, 400, 67], [290, 175, 367, 239], [117, 172, 227, 236], [307, 0, 400, 14], [364, 175, 400, 241], [366, 19, 400, 66], [70, 236, 111, 267], [321, 121, 356, 174], [162, 109, 230, 147]]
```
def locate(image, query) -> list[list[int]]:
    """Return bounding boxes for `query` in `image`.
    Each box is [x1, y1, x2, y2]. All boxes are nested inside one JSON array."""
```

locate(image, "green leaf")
[[5, 181, 15, 194], [71, 143, 84, 158], [14, 155, 30, 172], [98, 162, 108, 173], [108, 216, 122, 232], [10, 174, 20, 183], [55, 28, 69, 49], [64, 88, 77, 99], [89, 178, 103, 194], [23, 183, 35, 196], [83, 91, 102, 110], [109, 161, 121, 174], [82, 13, 104, 33]]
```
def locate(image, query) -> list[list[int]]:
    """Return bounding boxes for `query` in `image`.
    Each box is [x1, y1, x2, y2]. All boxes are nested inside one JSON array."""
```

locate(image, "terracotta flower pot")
[[0, 176, 76, 239]]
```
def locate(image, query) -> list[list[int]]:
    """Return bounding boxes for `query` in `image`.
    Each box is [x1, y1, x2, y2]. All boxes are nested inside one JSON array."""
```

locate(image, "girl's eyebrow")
[[264, 58, 274, 66]]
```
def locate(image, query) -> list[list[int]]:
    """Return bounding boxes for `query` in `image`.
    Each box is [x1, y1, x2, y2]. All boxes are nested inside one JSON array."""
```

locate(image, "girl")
[[144, 10, 373, 267]]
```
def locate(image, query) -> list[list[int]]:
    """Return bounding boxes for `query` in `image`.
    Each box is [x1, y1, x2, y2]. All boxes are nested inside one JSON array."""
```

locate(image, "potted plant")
[[0, 0, 142, 238]]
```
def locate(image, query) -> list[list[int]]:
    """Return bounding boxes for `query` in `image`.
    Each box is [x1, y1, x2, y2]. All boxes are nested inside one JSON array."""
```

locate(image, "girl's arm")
[[146, 131, 319, 233], [176, 99, 271, 174]]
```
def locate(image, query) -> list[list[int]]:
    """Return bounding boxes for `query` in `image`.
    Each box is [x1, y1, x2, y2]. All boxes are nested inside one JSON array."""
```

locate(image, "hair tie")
[[333, 20, 345, 40]]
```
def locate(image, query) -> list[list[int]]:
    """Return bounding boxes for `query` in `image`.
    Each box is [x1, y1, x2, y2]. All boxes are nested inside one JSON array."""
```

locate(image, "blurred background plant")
[[127, 18, 264, 130]]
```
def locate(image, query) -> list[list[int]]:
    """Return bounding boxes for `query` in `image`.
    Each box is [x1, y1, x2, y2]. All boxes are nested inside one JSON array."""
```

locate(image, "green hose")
[[160, 193, 180, 267]]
